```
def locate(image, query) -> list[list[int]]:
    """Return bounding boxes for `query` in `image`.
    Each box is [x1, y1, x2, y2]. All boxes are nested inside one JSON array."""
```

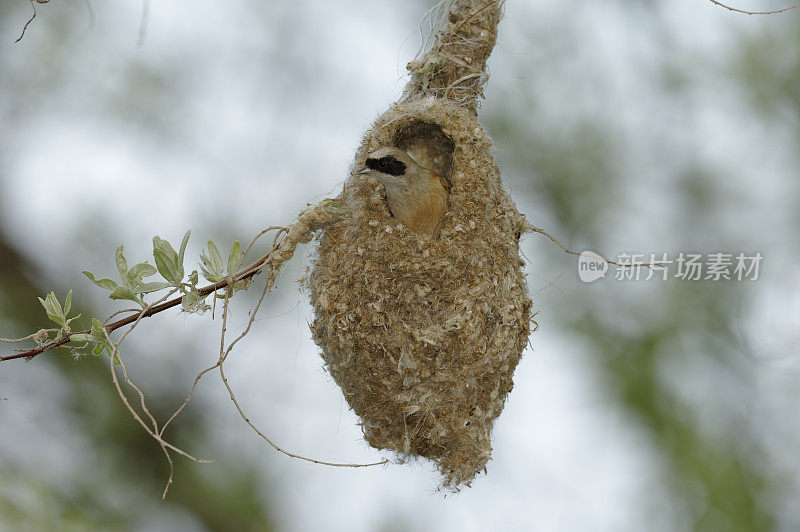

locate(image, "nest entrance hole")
[[393, 120, 455, 186]]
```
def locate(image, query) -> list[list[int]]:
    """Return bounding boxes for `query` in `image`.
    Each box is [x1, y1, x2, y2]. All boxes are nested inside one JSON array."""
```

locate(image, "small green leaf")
[[90, 319, 109, 342], [109, 286, 140, 303], [48, 292, 63, 318], [38, 292, 65, 326], [83, 271, 118, 291], [153, 236, 178, 263], [200, 241, 225, 282], [181, 291, 200, 312], [69, 333, 93, 343], [199, 261, 218, 282], [207, 241, 223, 272], [64, 290, 72, 317], [115, 244, 128, 279], [154, 247, 181, 285], [127, 262, 157, 281], [36, 296, 55, 324], [91, 342, 105, 357], [227, 241, 242, 275], [177, 230, 191, 280]]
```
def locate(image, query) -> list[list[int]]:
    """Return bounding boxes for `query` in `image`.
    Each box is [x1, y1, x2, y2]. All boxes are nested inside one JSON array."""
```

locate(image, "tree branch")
[[708, 0, 800, 15], [0, 199, 343, 363]]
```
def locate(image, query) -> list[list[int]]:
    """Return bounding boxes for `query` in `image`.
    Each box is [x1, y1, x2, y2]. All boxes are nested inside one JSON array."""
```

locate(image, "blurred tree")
[[485, 2, 797, 530], [0, 212, 276, 531], [0, 2, 277, 529]]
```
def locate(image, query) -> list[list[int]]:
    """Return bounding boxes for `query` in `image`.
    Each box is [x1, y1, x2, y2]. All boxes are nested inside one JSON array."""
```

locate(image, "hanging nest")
[[306, 0, 531, 488]]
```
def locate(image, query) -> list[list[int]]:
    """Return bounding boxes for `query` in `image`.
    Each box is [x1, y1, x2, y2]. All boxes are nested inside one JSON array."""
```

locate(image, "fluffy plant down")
[[307, 96, 532, 487], [306, 0, 534, 488]]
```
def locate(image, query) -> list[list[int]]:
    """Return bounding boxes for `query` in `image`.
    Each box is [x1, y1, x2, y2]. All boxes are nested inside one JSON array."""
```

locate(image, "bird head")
[[357, 147, 419, 188]]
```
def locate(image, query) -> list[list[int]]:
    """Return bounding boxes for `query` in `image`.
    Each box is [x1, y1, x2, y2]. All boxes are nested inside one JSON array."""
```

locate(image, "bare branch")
[[708, 0, 800, 15], [14, 0, 39, 43], [524, 223, 665, 270], [137, 0, 150, 47]]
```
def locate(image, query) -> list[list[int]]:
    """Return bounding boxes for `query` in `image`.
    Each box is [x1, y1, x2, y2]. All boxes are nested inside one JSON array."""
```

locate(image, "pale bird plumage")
[[357, 147, 449, 234]]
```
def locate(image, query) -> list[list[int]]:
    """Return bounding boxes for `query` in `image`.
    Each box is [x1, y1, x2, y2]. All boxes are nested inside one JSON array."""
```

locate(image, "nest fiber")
[[307, 97, 531, 487]]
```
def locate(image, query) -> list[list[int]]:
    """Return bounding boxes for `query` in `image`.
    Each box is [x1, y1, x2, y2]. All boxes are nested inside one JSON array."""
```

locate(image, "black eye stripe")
[[365, 155, 406, 176]]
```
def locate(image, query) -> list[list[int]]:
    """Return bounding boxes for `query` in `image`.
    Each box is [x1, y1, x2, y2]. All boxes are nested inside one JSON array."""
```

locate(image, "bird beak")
[[356, 166, 370, 175]]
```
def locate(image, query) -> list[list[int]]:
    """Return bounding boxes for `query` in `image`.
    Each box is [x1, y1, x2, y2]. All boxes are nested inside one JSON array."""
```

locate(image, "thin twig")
[[103, 308, 142, 325], [525, 223, 664, 270], [14, 0, 38, 43], [0, 329, 55, 343], [84, 0, 96, 28], [243, 226, 283, 260], [117, 289, 179, 346], [707, 0, 800, 14], [104, 332, 213, 462], [216, 281, 388, 468], [103, 328, 213, 499], [137, 0, 150, 47], [159, 360, 219, 436], [111, 289, 184, 495]]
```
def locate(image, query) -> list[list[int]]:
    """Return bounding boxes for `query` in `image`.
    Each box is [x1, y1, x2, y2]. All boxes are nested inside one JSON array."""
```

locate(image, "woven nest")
[[306, 96, 531, 487]]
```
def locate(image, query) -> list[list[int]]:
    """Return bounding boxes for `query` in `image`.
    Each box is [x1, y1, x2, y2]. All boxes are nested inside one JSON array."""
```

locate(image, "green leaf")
[[227, 241, 242, 275], [207, 241, 223, 272], [38, 292, 65, 326], [177, 230, 191, 280], [199, 261, 218, 282], [200, 240, 226, 282], [64, 290, 72, 317], [152, 235, 186, 284], [83, 271, 118, 291], [127, 262, 157, 281], [87, 319, 114, 361], [91, 342, 105, 357], [154, 247, 181, 285], [115, 244, 128, 279], [109, 286, 141, 303], [153, 236, 178, 264], [69, 333, 93, 343], [37, 298, 56, 325], [48, 292, 63, 318], [181, 291, 200, 312]]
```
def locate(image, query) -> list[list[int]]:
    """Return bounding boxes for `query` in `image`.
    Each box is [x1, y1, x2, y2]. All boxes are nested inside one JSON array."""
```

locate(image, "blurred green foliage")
[[486, 4, 800, 529], [2, 0, 799, 530]]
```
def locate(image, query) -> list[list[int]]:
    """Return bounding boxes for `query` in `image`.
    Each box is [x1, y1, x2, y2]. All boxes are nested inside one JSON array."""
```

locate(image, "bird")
[[357, 147, 449, 234]]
